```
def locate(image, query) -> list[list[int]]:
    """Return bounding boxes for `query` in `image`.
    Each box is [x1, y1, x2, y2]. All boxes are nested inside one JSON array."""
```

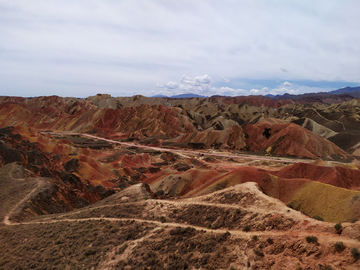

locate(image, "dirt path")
[[7, 216, 360, 247], [45, 131, 313, 164], [3, 163, 48, 226], [3, 179, 47, 225]]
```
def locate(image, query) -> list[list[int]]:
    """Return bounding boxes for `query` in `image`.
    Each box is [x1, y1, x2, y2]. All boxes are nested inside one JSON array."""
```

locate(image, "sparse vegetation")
[[334, 242, 346, 252], [312, 215, 324, 221], [0, 220, 156, 269], [243, 225, 251, 232], [351, 248, 360, 260], [253, 248, 264, 257], [351, 217, 359, 223], [266, 238, 274, 244], [236, 209, 241, 214], [324, 266, 333, 270], [84, 248, 98, 256], [306, 236, 318, 243], [252, 235, 258, 241], [160, 216, 166, 223], [334, 223, 342, 233]]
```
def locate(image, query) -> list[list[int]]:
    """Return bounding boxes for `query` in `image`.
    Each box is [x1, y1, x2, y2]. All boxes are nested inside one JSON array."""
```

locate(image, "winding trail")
[[3, 136, 359, 252], [44, 131, 313, 164], [7, 216, 360, 247], [3, 163, 48, 226]]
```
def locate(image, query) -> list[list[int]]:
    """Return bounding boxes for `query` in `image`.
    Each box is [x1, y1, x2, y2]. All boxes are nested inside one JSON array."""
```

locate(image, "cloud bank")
[[155, 75, 331, 97], [0, 1, 360, 97]]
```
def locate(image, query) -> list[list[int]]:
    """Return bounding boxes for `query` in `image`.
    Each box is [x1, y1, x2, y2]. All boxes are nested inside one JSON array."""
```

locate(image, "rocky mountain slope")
[[1, 94, 360, 269]]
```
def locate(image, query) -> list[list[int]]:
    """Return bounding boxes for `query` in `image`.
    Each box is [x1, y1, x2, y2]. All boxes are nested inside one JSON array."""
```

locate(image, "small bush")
[[334, 242, 346, 252], [266, 238, 274, 244], [306, 236, 318, 243], [160, 216, 166, 223], [324, 266, 333, 270], [253, 248, 264, 257], [287, 203, 294, 209], [351, 248, 360, 260], [252, 235, 258, 241], [312, 215, 324, 221], [243, 225, 251, 232], [351, 218, 359, 223], [236, 209, 241, 214], [84, 248, 98, 256], [334, 223, 342, 232], [230, 267, 236, 270]]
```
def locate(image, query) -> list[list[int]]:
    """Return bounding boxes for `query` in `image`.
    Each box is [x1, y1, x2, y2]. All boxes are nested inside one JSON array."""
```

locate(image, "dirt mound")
[[288, 181, 360, 223], [292, 117, 338, 138], [0, 98, 197, 139], [243, 119, 349, 159], [274, 162, 360, 190], [166, 125, 247, 150]]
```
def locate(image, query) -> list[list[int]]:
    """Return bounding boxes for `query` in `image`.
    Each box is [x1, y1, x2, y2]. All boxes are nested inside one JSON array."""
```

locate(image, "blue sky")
[[1, 0, 360, 98]]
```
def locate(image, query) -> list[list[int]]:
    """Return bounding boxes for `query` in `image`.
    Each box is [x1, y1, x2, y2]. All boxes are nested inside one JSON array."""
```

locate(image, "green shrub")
[[334, 242, 346, 252], [84, 248, 98, 256], [351, 248, 360, 260], [243, 225, 251, 232], [160, 216, 166, 223], [252, 235, 258, 241], [334, 223, 342, 232], [312, 215, 324, 221], [287, 203, 294, 209], [253, 248, 264, 257], [305, 236, 318, 243], [236, 209, 241, 214], [324, 266, 333, 270], [351, 217, 359, 223]]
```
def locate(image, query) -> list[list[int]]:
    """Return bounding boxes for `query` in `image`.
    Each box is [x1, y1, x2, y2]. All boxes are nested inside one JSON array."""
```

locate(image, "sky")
[[1, 0, 360, 98]]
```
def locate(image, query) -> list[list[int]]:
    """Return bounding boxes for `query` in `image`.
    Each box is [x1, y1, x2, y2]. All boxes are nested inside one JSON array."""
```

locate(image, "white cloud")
[[155, 75, 348, 97], [282, 81, 292, 86], [156, 74, 213, 96], [166, 81, 178, 89]]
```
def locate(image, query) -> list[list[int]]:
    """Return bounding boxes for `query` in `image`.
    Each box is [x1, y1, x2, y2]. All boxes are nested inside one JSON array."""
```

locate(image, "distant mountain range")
[[152, 93, 207, 98], [267, 86, 360, 100], [328, 86, 360, 95], [153, 86, 360, 99]]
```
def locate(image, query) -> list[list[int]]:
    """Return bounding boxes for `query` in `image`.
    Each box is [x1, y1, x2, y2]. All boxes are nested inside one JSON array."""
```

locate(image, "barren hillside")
[[0, 94, 360, 269]]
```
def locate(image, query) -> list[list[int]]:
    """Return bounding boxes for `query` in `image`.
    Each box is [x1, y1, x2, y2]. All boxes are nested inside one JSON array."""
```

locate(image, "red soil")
[[243, 119, 348, 159]]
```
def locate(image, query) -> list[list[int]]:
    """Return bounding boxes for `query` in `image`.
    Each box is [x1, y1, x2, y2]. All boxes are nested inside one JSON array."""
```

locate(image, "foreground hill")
[[2, 182, 360, 269]]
